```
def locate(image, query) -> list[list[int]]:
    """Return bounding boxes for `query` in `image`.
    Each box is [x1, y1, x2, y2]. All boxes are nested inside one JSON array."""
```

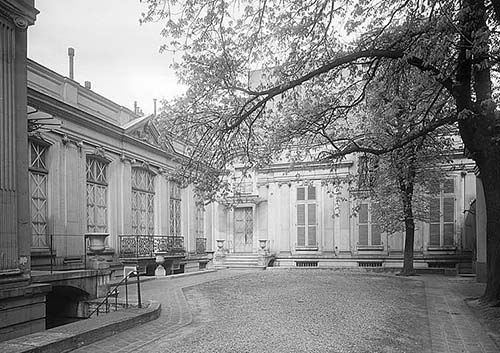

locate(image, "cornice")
[[0, 0, 38, 28]]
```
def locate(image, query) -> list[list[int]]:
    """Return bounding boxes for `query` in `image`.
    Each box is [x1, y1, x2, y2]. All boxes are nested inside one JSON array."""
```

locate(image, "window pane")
[[443, 197, 454, 222], [307, 204, 316, 225], [444, 224, 454, 246], [359, 204, 368, 223], [430, 224, 440, 246], [307, 186, 316, 200], [359, 225, 368, 245], [297, 204, 305, 225], [297, 227, 305, 246], [308, 226, 316, 246], [371, 224, 381, 245], [297, 187, 305, 201]]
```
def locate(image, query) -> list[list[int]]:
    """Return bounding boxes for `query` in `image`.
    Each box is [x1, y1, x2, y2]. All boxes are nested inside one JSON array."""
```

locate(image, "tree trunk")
[[475, 154, 500, 304], [400, 194, 416, 276]]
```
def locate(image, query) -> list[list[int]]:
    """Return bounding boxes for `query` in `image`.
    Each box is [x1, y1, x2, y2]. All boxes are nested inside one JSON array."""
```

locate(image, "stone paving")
[[70, 270, 499, 353]]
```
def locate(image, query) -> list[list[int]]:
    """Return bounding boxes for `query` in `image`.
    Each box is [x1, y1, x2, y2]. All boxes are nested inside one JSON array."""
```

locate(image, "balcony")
[[118, 235, 185, 258]]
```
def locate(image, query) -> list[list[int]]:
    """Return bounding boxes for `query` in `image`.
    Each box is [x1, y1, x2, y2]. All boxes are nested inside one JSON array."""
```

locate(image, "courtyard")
[[72, 269, 499, 353]]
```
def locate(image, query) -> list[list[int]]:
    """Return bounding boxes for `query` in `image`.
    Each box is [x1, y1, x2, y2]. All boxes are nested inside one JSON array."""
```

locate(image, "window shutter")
[[297, 187, 305, 201], [307, 204, 316, 225], [371, 224, 381, 245], [359, 204, 368, 223], [297, 227, 306, 246], [443, 197, 454, 223], [443, 179, 454, 194], [359, 225, 368, 245], [443, 224, 454, 246], [308, 226, 316, 246], [307, 186, 316, 200], [430, 198, 440, 223], [429, 224, 440, 246], [297, 204, 305, 225]]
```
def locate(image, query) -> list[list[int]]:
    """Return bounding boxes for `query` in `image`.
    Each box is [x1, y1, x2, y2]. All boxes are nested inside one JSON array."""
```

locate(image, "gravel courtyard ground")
[[151, 270, 430, 353], [73, 269, 499, 353]]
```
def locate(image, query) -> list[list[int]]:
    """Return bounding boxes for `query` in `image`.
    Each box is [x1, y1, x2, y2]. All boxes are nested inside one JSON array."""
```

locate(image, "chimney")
[[153, 99, 157, 116], [84, 81, 91, 89], [68, 47, 75, 80], [134, 101, 138, 114]]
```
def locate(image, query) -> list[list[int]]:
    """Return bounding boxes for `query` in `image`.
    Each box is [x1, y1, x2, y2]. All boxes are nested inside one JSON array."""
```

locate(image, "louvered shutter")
[[307, 204, 316, 246], [443, 197, 455, 246], [359, 204, 368, 245], [297, 204, 305, 246]]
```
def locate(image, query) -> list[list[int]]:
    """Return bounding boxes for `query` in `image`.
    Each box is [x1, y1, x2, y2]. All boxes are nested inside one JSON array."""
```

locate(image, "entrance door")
[[234, 207, 253, 252]]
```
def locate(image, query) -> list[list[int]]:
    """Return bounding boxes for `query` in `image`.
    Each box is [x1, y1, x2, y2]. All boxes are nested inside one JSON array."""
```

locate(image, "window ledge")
[[357, 245, 384, 251], [427, 246, 457, 251], [295, 247, 319, 251]]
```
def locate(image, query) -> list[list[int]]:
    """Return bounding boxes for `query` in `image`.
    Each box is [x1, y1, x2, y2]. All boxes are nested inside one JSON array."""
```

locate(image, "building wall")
[[26, 60, 208, 272], [214, 159, 477, 269]]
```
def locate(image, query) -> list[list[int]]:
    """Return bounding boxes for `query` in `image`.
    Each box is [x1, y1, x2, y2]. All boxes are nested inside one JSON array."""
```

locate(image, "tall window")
[[169, 181, 181, 236], [296, 186, 317, 247], [357, 203, 381, 246], [429, 179, 455, 247], [29, 140, 49, 249], [195, 203, 204, 238], [86, 157, 108, 233], [132, 168, 155, 235]]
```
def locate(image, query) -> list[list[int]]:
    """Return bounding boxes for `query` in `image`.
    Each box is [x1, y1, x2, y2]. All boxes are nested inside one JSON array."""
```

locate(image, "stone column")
[[0, 0, 38, 285], [0, 2, 53, 343]]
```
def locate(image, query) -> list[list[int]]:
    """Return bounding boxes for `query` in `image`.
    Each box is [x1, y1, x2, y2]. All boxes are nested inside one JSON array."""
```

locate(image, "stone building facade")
[[26, 59, 213, 275], [213, 156, 477, 270]]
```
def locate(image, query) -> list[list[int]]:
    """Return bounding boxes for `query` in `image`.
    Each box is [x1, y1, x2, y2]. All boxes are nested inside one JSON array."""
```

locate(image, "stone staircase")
[[216, 253, 266, 269]]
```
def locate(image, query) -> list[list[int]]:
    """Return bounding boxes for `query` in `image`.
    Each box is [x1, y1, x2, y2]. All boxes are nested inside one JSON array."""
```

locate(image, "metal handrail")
[[87, 269, 142, 318]]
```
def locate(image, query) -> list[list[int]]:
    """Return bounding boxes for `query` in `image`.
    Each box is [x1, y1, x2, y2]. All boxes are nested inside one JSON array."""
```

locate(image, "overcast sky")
[[28, 0, 181, 115]]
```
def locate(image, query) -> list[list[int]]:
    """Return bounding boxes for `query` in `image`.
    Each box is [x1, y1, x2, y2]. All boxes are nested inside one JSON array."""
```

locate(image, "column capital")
[[0, 0, 38, 28]]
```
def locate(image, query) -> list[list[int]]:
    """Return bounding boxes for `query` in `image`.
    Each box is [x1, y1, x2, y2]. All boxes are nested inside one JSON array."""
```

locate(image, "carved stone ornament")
[[13, 16, 28, 29]]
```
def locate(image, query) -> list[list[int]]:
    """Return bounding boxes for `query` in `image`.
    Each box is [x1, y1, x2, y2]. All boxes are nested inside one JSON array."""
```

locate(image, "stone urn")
[[85, 233, 109, 253], [216, 239, 225, 252], [85, 233, 110, 269]]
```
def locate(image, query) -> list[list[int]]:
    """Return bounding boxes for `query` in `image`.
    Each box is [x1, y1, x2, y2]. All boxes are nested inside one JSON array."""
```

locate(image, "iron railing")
[[195, 237, 207, 254], [119, 235, 185, 258], [88, 269, 142, 318]]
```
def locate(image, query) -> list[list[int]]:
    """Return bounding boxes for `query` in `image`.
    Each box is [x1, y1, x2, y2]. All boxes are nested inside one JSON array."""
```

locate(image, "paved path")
[[71, 270, 250, 353], [71, 271, 499, 353], [423, 276, 498, 353]]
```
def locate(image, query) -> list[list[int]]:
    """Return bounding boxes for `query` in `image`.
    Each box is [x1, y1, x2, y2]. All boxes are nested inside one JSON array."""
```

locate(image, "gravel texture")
[[152, 270, 430, 353]]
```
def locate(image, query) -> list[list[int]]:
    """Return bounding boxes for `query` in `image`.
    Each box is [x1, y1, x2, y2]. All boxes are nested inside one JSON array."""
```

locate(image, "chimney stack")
[[153, 99, 157, 116], [84, 81, 91, 89], [134, 101, 138, 114], [68, 47, 75, 80]]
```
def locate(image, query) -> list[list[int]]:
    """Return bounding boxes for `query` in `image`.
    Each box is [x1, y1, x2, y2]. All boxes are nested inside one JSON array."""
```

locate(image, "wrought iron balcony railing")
[[119, 235, 185, 258]]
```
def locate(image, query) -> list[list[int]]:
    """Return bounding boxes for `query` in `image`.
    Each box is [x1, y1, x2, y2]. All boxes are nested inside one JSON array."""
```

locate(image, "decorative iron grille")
[[119, 235, 185, 258]]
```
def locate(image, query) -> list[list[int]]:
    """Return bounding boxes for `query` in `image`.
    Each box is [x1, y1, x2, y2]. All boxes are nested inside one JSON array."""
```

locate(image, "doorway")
[[234, 207, 253, 252]]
